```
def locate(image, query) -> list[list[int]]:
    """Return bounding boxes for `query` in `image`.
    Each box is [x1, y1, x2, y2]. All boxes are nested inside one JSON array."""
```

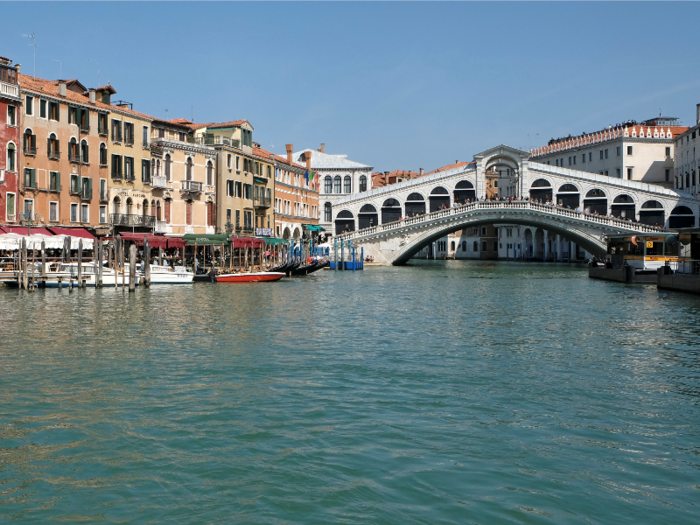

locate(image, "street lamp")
[[21, 212, 40, 235]]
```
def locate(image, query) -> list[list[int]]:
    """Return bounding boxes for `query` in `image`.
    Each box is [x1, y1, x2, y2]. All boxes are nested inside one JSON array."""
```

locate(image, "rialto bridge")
[[331, 145, 699, 265]]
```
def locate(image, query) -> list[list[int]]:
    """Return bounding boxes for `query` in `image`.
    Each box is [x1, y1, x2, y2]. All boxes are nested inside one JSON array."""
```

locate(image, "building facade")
[[273, 145, 319, 241], [531, 118, 687, 189], [0, 56, 20, 226], [674, 104, 700, 198], [18, 75, 107, 231], [292, 145, 373, 233]]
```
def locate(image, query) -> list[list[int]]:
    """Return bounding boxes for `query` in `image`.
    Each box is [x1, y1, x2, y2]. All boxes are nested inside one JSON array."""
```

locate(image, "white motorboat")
[[139, 263, 194, 284], [43, 262, 137, 287]]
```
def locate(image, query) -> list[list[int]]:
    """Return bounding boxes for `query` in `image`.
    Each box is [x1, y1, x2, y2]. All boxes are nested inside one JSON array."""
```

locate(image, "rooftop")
[[292, 148, 373, 170]]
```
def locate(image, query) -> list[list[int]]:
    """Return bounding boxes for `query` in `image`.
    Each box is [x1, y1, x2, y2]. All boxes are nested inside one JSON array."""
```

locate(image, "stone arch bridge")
[[332, 145, 698, 265]]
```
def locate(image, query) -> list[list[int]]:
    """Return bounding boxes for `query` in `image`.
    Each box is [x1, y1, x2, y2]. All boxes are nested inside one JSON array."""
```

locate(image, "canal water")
[[1, 261, 699, 523]]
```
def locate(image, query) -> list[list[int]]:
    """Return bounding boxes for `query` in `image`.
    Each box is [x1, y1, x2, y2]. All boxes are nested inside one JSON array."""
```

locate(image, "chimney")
[[420, 168, 424, 176], [89, 89, 96, 104], [320, 143, 325, 153], [286, 144, 293, 163], [58, 80, 67, 97], [305, 150, 312, 170], [15, 63, 20, 74], [696, 103, 700, 125]]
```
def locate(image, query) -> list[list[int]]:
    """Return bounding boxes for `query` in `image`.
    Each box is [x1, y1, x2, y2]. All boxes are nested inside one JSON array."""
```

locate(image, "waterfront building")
[[673, 103, 700, 199], [530, 117, 688, 189], [149, 118, 216, 236], [274, 145, 320, 242], [291, 145, 373, 233], [372, 169, 423, 188], [251, 145, 275, 236], [0, 56, 20, 226], [103, 90, 161, 236], [18, 74, 107, 232]]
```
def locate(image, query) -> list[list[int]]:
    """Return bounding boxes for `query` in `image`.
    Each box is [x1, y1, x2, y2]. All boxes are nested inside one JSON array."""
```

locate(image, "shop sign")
[[256, 228, 272, 237]]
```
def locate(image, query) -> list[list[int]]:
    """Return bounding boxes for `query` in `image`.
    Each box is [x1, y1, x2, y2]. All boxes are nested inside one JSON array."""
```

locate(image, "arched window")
[[69, 137, 78, 162], [164, 154, 172, 181], [473, 241, 479, 252], [359, 175, 367, 192], [143, 199, 149, 217], [450, 241, 455, 251], [6, 142, 16, 172], [23, 128, 35, 154], [126, 197, 133, 215], [531, 178, 551, 188], [344, 175, 351, 193], [324, 175, 332, 194], [334, 175, 341, 193], [206, 160, 213, 185], [156, 200, 162, 220], [151, 199, 156, 216], [47, 133, 59, 160], [585, 189, 606, 198], [99, 143, 107, 166], [186, 157, 193, 180], [113, 196, 120, 216], [324, 202, 332, 222], [81, 139, 89, 164]]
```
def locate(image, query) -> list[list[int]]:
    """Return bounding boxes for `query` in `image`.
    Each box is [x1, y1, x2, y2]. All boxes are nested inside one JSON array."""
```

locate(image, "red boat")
[[216, 271, 285, 283]]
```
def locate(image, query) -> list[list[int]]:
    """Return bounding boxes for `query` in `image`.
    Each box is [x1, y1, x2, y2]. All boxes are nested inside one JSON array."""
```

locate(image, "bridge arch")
[[583, 188, 607, 215], [405, 192, 426, 217], [358, 204, 378, 229], [639, 200, 665, 227], [429, 186, 450, 212], [529, 178, 553, 202], [335, 209, 355, 234], [381, 198, 402, 224], [669, 205, 695, 228], [454, 180, 476, 204], [556, 183, 580, 209], [611, 193, 636, 219]]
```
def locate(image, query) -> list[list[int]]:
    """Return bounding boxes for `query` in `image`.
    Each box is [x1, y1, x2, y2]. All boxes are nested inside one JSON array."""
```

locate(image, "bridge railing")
[[336, 200, 668, 241]]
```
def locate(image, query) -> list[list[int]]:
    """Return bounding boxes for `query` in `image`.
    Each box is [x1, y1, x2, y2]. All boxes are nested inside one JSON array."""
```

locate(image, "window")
[[142, 126, 149, 147], [99, 143, 107, 166], [142, 159, 150, 182], [179, 132, 186, 142], [23, 129, 36, 155], [243, 184, 251, 199], [206, 161, 213, 185], [604, 149, 609, 159], [24, 168, 36, 189], [70, 203, 78, 222], [573, 155, 576, 165], [616, 168, 621, 177], [49, 202, 58, 222], [40, 99, 47, 118], [48, 101, 59, 121], [616, 146, 621, 156], [7, 105, 16, 126], [236, 156, 239, 170], [226, 180, 233, 197], [68, 137, 79, 162], [70, 174, 81, 194], [600, 150, 604, 160], [235, 181, 242, 197], [582, 154, 586, 164], [482, 241, 487, 251], [568, 156, 571, 166], [23, 199, 34, 222], [481, 227, 486, 235], [47, 133, 60, 160], [627, 146, 633, 155], [227, 154, 232, 169], [49, 171, 61, 192], [344, 175, 351, 193], [81, 204, 89, 223], [359, 175, 367, 192], [25, 95, 33, 115], [666, 147, 671, 157], [589, 152, 592, 162], [111, 154, 122, 179], [334, 176, 341, 193], [6, 143, 16, 171], [111, 119, 122, 142], [666, 169, 670, 182], [324, 176, 332, 193], [99, 205, 107, 223], [627, 168, 633, 180], [6, 193, 15, 221], [235, 209, 240, 227], [81, 140, 89, 164], [124, 122, 134, 145], [226, 208, 231, 223], [125, 157, 134, 180], [186, 158, 193, 180], [164, 154, 171, 181]]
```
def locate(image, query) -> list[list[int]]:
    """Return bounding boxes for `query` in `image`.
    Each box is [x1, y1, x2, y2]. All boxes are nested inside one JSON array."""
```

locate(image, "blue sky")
[[2, 2, 699, 172]]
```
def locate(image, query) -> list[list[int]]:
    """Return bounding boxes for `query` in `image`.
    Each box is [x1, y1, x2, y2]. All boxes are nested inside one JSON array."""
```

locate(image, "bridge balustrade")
[[336, 200, 670, 242]]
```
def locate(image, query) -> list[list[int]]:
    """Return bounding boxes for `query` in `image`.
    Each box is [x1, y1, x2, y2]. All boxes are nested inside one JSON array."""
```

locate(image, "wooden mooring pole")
[[22, 238, 28, 290], [77, 239, 83, 288], [96, 240, 103, 288], [144, 238, 151, 287], [128, 244, 136, 292]]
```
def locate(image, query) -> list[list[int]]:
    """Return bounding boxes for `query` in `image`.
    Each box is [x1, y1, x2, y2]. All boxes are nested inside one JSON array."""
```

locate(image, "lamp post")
[[22, 212, 40, 235]]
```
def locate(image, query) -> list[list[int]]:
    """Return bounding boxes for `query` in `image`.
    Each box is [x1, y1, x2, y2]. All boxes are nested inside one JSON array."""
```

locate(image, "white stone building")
[[291, 145, 373, 234], [531, 116, 687, 189], [674, 104, 700, 206]]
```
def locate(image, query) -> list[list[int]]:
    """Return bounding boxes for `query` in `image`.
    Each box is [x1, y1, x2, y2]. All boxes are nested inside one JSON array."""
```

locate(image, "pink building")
[[0, 56, 20, 225]]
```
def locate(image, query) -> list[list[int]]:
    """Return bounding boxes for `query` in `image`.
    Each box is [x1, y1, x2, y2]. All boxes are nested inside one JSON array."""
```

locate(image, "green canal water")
[[1, 261, 699, 523]]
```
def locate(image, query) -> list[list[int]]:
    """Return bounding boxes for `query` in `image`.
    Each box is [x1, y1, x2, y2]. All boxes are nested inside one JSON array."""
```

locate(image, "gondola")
[[290, 261, 318, 276], [284, 261, 300, 277], [266, 262, 290, 273], [306, 260, 329, 274]]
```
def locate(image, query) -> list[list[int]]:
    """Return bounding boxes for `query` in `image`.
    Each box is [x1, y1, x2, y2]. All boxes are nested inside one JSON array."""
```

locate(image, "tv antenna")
[[52, 59, 62, 79], [89, 58, 100, 86], [23, 33, 37, 80]]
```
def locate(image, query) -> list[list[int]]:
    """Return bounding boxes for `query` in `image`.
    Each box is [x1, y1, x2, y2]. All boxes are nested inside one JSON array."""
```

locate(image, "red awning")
[[0, 227, 6, 234], [166, 237, 186, 249], [231, 237, 264, 249], [119, 233, 169, 249], [1, 226, 54, 235], [47, 227, 95, 239]]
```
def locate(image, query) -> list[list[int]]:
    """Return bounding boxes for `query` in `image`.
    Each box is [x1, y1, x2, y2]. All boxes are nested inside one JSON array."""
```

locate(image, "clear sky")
[[2, 2, 699, 172]]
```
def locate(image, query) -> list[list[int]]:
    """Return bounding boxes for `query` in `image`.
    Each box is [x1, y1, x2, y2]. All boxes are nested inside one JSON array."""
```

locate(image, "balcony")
[[180, 180, 203, 193], [98, 126, 108, 137], [187, 136, 240, 148], [155, 220, 168, 234], [151, 175, 168, 189], [48, 150, 60, 161], [110, 213, 156, 228], [80, 123, 90, 133], [235, 226, 254, 235], [112, 171, 123, 181], [0, 80, 20, 101], [23, 146, 36, 156], [49, 182, 62, 193], [253, 195, 271, 209]]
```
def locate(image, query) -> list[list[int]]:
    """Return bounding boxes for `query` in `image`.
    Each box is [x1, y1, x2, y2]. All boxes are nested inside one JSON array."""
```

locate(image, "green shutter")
[[31, 169, 36, 189], [31, 134, 36, 150], [57, 172, 61, 191], [55, 140, 60, 154], [47, 137, 51, 156]]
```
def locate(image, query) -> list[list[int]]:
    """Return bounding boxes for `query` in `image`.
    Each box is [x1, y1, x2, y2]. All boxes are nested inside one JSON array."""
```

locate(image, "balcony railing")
[[151, 175, 167, 189], [187, 136, 240, 148], [48, 150, 60, 161], [49, 182, 62, 193], [112, 171, 123, 181], [181, 180, 203, 193], [23, 146, 36, 156], [235, 226, 254, 235], [110, 213, 156, 228], [0, 80, 20, 100], [253, 196, 271, 208], [80, 123, 90, 133]]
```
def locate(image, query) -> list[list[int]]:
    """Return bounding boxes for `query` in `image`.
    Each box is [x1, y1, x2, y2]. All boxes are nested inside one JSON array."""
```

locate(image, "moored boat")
[[216, 271, 285, 283]]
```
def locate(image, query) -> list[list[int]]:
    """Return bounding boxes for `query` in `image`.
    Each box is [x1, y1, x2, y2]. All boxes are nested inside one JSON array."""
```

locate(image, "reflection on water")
[[1, 261, 699, 523]]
